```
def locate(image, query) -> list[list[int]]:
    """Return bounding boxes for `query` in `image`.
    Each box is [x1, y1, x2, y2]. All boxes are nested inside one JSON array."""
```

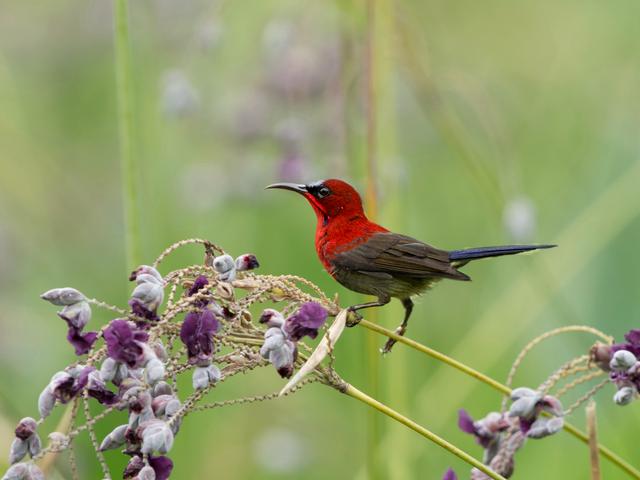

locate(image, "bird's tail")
[[449, 244, 556, 263]]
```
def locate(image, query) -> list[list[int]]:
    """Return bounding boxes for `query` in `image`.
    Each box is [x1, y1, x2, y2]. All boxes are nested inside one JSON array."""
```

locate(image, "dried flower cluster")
[[3, 239, 341, 480]]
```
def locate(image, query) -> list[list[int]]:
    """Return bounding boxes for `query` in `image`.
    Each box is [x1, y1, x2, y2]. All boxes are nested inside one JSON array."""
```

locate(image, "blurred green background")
[[1, 0, 640, 478]]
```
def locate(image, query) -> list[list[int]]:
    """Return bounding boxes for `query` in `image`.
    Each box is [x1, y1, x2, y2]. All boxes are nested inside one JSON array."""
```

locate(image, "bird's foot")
[[380, 324, 407, 355], [346, 308, 363, 327]]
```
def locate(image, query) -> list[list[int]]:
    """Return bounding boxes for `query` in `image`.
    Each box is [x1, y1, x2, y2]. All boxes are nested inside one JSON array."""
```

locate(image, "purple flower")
[[187, 275, 211, 308], [612, 329, 640, 357], [180, 309, 219, 365], [50, 366, 93, 403], [87, 370, 119, 405], [104, 319, 149, 368], [130, 298, 160, 325], [124, 455, 173, 480], [458, 409, 509, 449], [149, 455, 174, 480], [67, 327, 98, 355], [508, 388, 563, 435], [284, 302, 328, 341], [442, 468, 457, 480]]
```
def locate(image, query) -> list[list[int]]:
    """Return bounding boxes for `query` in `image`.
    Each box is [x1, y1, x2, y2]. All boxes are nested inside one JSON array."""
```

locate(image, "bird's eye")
[[317, 186, 331, 198]]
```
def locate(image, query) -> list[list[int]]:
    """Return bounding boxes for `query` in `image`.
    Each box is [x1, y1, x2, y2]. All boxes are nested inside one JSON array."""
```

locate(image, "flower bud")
[[139, 420, 174, 454], [99, 424, 128, 451], [614, 386, 635, 405], [123, 456, 145, 479], [137, 466, 156, 480], [130, 266, 163, 284], [9, 438, 27, 465], [152, 381, 173, 398], [165, 398, 181, 418], [213, 254, 236, 282], [2, 463, 28, 479], [610, 350, 637, 371], [151, 342, 168, 362], [100, 357, 118, 383], [192, 367, 209, 390], [145, 358, 166, 385], [27, 435, 41, 458], [508, 394, 541, 420], [58, 301, 91, 330], [526, 416, 564, 439], [14, 418, 37, 441], [40, 288, 85, 306], [510, 387, 538, 401], [259, 309, 284, 328], [235, 254, 260, 271], [38, 386, 56, 419], [132, 283, 164, 311], [207, 364, 221, 384]]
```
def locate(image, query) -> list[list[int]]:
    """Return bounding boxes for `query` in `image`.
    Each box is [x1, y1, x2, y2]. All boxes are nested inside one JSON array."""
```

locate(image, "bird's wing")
[[330, 232, 469, 281]]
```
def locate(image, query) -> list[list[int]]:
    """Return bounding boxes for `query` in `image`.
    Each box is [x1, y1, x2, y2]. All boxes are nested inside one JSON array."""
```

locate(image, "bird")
[[267, 179, 555, 354]]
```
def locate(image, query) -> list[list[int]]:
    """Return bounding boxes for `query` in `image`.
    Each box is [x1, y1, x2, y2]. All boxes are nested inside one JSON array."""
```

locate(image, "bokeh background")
[[1, 0, 640, 478]]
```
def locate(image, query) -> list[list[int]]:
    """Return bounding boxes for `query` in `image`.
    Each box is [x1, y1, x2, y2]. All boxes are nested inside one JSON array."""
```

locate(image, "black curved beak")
[[265, 182, 308, 194]]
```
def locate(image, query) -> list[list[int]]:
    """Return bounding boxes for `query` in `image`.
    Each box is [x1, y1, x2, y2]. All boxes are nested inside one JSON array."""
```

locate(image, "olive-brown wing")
[[330, 232, 470, 281]]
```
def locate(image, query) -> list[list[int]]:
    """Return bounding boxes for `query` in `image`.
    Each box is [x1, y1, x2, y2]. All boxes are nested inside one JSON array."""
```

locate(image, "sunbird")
[[267, 179, 555, 353]]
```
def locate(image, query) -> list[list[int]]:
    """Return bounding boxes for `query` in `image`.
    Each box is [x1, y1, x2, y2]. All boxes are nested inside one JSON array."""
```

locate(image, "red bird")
[[267, 179, 555, 353]]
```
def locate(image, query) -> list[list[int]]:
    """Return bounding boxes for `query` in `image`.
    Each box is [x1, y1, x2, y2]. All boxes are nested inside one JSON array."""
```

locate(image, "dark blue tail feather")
[[448, 244, 556, 261]]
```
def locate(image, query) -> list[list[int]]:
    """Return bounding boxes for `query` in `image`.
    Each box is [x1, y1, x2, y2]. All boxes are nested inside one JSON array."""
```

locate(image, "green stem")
[[358, 319, 640, 479], [113, 0, 140, 270], [344, 384, 506, 480], [363, 0, 382, 477]]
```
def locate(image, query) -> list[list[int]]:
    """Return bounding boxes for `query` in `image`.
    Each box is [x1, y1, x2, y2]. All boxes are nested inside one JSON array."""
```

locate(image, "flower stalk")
[[114, 0, 140, 269], [343, 384, 506, 480]]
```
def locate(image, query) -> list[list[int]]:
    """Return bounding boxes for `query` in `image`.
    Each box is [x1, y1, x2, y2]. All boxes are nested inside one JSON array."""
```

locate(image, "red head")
[[266, 179, 366, 224]]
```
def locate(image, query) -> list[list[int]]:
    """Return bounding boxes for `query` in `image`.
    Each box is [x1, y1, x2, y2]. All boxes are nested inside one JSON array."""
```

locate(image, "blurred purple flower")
[[104, 319, 150, 369], [612, 329, 640, 357], [458, 409, 509, 449], [284, 302, 328, 341], [149, 455, 174, 480], [124, 455, 173, 480], [87, 370, 119, 406], [50, 367, 93, 403], [443, 468, 457, 480], [180, 309, 219, 365]]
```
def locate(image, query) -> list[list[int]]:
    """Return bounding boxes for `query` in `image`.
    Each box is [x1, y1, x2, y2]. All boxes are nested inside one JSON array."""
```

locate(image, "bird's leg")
[[346, 297, 390, 327], [381, 298, 414, 355]]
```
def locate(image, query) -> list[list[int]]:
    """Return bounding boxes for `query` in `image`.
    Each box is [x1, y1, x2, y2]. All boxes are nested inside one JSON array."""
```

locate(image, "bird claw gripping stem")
[[346, 308, 363, 327]]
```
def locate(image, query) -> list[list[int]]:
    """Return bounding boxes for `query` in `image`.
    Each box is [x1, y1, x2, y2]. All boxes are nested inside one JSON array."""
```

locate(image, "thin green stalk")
[[114, 0, 140, 269], [358, 319, 640, 479], [363, 0, 382, 477], [344, 384, 506, 480]]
